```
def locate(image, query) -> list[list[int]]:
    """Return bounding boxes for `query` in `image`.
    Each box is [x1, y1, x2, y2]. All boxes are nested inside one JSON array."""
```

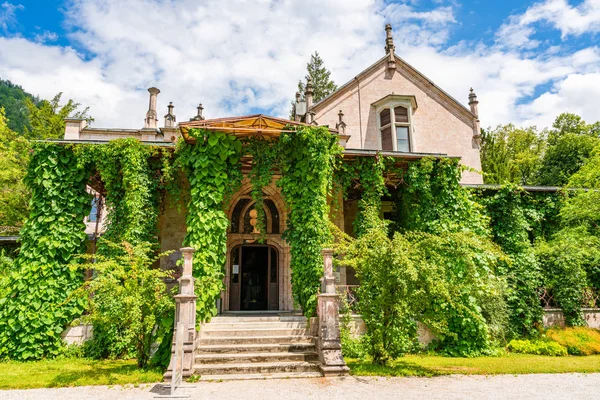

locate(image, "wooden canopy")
[[179, 114, 330, 142]]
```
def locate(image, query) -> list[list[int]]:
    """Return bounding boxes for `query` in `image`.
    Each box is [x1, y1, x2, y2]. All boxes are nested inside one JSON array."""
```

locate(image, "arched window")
[[230, 198, 281, 234], [374, 95, 416, 152]]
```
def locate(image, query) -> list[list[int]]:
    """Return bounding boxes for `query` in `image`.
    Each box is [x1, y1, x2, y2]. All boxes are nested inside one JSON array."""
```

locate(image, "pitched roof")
[[312, 54, 475, 120]]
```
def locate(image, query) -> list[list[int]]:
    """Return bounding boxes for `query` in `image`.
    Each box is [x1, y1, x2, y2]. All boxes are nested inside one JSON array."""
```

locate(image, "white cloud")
[[0, 1, 23, 33], [0, 0, 598, 132], [33, 31, 58, 43]]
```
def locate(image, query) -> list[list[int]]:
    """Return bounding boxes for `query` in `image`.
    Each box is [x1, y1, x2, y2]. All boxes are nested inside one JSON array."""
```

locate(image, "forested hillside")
[[0, 79, 39, 134]]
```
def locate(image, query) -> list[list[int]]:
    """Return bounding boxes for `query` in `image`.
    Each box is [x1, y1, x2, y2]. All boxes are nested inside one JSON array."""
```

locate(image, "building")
[[65, 25, 483, 314]]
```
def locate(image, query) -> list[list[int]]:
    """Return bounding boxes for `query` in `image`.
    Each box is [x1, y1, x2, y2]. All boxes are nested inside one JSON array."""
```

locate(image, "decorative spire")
[[385, 24, 395, 54], [191, 103, 205, 121], [468, 88, 479, 105], [305, 77, 314, 113], [336, 109, 346, 135], [468, 88, 481, 147], [164, 101, 176, 128]]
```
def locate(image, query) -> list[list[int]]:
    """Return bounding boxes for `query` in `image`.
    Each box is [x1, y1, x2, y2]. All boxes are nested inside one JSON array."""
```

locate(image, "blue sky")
[[0, 0, 599, 129]]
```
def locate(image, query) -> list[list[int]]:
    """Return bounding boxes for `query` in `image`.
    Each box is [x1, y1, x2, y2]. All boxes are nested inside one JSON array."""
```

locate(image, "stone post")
[[164, 247, 197, 379], [317, 249, 349, 377]]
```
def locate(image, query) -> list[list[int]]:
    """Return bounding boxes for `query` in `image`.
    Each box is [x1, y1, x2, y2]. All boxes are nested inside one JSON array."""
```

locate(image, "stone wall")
[[543, 309, 600, 329]]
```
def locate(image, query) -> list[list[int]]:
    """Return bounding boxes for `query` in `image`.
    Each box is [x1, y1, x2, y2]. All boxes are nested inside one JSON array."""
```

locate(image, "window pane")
[[394, 106, 408, 123], [88, 197, 99, 222], [397, 139, 410, 152], [379, 108, 391, 127], [396, 126, 409, 140], [381, 126, 393, 151]]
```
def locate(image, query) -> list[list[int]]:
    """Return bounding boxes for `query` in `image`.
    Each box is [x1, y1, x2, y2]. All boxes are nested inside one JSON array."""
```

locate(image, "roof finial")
[[336, 110, 346, 135], [468, 88, 478, 105], [191, 103, 205, 121], [385, 24, 395, 55], [164, 101, 176, 128], [305, 77, 314, 114]]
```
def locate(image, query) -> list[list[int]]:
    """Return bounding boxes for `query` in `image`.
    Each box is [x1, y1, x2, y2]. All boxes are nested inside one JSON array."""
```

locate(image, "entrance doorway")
[[229, 245, 279, 311]]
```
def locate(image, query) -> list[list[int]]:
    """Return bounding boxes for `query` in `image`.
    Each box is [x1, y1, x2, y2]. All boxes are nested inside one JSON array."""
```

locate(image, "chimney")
[[305, 78, 314, 122], [64, 118, 87, 140], [164, 102, 176, 128], [469, 88, 481, 145], [144, 87, 160, 129], [385, 24, 397, 71], [191, 103, 205, 121]]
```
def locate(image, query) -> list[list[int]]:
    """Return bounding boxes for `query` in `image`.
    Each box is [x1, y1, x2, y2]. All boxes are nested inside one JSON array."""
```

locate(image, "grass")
[[347, 353, 600, 377], [0, 358, 163, 390]]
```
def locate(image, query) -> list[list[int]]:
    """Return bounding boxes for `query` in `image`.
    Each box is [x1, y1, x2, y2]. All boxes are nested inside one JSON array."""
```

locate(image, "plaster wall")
[[314, 61, 482, 184]]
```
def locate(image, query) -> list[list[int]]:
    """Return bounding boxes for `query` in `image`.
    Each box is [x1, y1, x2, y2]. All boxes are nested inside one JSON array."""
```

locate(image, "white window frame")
[[375, 97, 415, 152]]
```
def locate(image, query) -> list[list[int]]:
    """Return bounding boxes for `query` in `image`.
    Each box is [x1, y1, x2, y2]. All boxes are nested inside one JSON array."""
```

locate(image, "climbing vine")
[[353, 156, 386, 237], [245, 137, 278, 239], [177, 129, 243, 322], [278, 126, 340, 316], [0, 143, 91, 360]]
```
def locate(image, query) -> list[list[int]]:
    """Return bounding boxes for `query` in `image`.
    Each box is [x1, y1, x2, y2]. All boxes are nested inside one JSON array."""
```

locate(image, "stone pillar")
[[165, 247, 197, 379], [317, 249, 349, 377], [469, 88, 481, 147]]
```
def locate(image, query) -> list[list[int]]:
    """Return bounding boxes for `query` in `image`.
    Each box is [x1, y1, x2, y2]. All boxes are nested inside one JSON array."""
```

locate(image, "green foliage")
[[536, 113, 599, 186], [278, 126, 340, 316], [74, 241, 175, 368], [296, 52, 337, 103], [395, 157, 489, 236], [0, 143, 91, 360], [334, 206, 509, 362], [0, 78, 39, 134], [546, 327, 600, 355], [0, 108, 29, 234], [507, 339, 567, 356], [177, 129, 243, 322], [536, 228, 600, 325], [478, 185, 543, 338], [245, 137, 278, 239], [24, 92, 93, 140], [480, 124, 545, 185], [353, 157, 386, 236]]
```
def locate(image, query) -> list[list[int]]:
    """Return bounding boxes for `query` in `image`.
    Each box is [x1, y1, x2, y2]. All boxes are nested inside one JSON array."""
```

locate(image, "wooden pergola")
[[179, 114, 332, 142]]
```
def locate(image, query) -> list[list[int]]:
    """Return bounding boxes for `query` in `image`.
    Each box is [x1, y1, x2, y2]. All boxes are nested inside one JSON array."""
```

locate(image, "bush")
[[74, 241, 175, 368], [546, 327, 600, 355], [507, 339, 567, 356]]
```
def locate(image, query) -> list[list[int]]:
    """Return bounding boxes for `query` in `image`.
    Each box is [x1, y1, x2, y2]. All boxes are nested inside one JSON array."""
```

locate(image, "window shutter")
[[394, 106, 408, 123], [381, 126, 393, 151], [379, 108, 391, 127]]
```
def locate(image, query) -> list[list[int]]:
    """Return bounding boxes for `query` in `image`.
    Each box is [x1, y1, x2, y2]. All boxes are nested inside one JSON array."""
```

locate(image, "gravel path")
[[2, 374, 600, 400]]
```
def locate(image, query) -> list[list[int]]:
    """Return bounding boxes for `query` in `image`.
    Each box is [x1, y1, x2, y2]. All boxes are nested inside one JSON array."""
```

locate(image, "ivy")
[[278, 126, 340, 316], [245, 137, 278, 240], [478, 185, 543, 338], [177, 129, 242, 322], [0, 143, 90, 360], [353, 156, 386, 237]]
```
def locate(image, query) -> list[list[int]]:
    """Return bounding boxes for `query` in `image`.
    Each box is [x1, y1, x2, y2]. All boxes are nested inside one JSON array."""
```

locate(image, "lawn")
[[0, 358, 163, 390], [347, 353, 600, 377]]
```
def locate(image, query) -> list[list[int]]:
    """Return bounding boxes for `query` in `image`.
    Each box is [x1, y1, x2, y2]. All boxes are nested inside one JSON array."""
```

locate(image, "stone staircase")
[[193, 313, 322, 381]]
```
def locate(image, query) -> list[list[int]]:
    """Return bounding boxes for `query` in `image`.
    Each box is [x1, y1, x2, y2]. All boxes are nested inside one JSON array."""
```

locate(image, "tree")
[[480, 124, 545, 185], [293, 52, 337, 109], [0, 108, 29, 235], [24, 92, 93, 140], [536, 113, 599, 186]]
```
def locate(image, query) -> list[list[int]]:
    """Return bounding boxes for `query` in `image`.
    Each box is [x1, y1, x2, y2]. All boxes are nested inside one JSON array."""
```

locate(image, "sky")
[[0, 0, 599, 130]]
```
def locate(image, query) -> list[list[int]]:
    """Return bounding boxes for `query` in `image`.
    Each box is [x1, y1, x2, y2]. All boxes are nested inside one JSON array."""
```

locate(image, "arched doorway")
[[223, 181, 292, 312], [229, 245, 278, 311]]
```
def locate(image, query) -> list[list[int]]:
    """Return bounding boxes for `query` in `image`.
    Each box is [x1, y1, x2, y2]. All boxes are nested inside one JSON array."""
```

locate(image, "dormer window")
[[373, 95, 417, 152]]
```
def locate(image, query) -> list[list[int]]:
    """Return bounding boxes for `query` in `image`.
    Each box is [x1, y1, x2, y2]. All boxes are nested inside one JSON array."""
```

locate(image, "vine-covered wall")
[[0, 143, 91, 360]]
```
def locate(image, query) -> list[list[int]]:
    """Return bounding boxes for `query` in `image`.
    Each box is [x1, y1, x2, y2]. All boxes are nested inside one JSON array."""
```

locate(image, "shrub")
[[507, 339, 567, 356], [546, 327, 600, 356], [74, 241, 175, 368]]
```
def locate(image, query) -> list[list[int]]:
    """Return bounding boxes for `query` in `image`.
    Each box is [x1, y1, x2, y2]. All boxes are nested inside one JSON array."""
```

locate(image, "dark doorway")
[[229, 245, 279, 311]]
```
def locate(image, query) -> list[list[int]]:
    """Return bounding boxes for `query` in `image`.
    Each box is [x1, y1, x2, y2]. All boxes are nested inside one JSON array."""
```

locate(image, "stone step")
[[196, 343, 315, 354], [195, 351, 318, 364], [198, 335, 314, 346], [201, 327, 309, 338], [193, 361, 320, 376], [197, 371, 323, 381], [209, 315, 306, 323], [203, 321, 308, 329]]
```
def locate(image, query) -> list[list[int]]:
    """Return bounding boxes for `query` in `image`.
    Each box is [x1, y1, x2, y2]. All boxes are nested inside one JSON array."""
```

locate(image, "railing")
[[538, 287, 600, 309], [336, 285, 360, 313]]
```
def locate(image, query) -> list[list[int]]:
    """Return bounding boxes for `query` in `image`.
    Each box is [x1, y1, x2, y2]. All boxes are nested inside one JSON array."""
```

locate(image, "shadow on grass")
[[346, 358, 442, 377]]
